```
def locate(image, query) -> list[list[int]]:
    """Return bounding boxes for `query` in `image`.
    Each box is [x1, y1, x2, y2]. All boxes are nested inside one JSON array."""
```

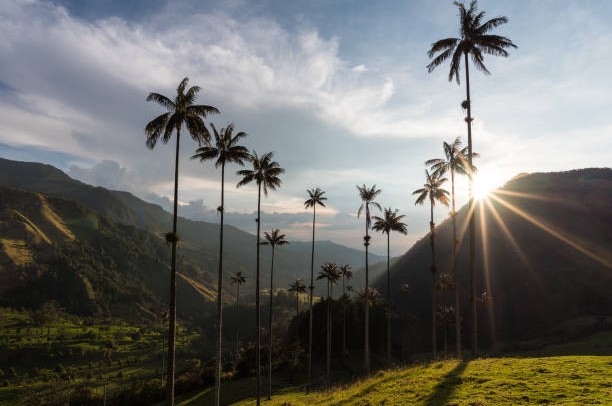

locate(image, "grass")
[[175, 332, 612, 405]]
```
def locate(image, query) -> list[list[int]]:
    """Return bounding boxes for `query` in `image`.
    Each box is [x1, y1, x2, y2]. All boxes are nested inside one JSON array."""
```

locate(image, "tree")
[[145, 77, 219, 405], [262, 228, 289, 400], [339, 264, 352, 356], [427, 0, 516, 356], [237, 151, 284, 405], [356, 184, 382, 374], [426, 137, 476, 357], [372, 208, 408, 364], [303, 187, 327, 388], [230, 272, 247, 306], [193, 123, 249, 406], [288, 279, 307, 316], [230, 271, 247, 354], [413, 170, 449, 359], [316, 262, 340, 384], [436, 304, 456, 358]]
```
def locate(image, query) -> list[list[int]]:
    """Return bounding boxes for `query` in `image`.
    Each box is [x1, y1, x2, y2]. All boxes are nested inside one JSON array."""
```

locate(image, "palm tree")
[[357, 286, 381, 305], [372, 208, 408, 365], [192, 123, 249, 406], [356, 184, 381, 374], [303, 187, 327, 388], [425, 137, 475, 357], [316, 262, 340, 384], [436, 304, 456, 358], [237, 151, 284, 406], [288, 278, 307, 316], [230, 271, 247, 353], [413, 170, 449, 359], [145, 77, 219, 405], [262, 228, 289, 400], [230, 272, 247, 306], [427, 0, 516, 357], [339, 264, 352, 356]]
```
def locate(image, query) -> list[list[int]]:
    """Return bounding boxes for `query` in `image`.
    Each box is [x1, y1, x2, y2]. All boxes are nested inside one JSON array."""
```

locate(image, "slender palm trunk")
[[444, 323, 448, 358], [255, 182, 262, 406], [342, 276, 347, 356], [326, 281, 332, 384], [430, 199, 437, 359], [386, 232, 392, 365], [307, 206, 316, 390], [267, 246, 276, 400], [451, 169, 461, 358], [166, 127, 180, 406], [464, 52, 477, 357], [296, 292, 300, 316], [364, 210, 370, 375], [235, 284, 240, 354], [214, 164, 226, 406]]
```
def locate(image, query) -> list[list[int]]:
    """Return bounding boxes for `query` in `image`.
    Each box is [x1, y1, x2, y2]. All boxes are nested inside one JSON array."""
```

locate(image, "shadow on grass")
[[423, 360, 469, 406]]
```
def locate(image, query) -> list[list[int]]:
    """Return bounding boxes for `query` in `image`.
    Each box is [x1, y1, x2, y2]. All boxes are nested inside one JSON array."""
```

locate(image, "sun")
[[472, 172, 501, 200]]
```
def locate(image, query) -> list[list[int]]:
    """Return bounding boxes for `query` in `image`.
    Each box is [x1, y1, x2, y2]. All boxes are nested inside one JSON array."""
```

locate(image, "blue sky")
[[0, 0, 610, 255]]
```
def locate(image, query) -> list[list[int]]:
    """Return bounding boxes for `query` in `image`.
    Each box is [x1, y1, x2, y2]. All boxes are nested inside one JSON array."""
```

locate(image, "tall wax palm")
[[262, 229, 289, 400], [372, 208, 408, 364], [427, 0, 516, 356], [303, 187, 327, 388], [356, 184, 382, 374], [413, 170, 449, 359], [145, 77, 219, 405], [230, 271, 246, 353], [425, 137, 474, 357], [193, 123, 249, 406], [230, 272, 247, 306], [237, 151, 284, 406], [339, 264, 352, 356], [288, 278, 307, 316], [316, 262, 340, 384]]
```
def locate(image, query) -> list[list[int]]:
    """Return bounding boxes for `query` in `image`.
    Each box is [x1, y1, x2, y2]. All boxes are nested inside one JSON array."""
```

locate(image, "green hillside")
[[383, 168, 612, 352]]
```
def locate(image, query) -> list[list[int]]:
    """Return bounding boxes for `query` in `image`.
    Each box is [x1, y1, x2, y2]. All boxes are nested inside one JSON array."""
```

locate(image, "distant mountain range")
[[382, 168, 612, 350], [0, 158, 384, 322]]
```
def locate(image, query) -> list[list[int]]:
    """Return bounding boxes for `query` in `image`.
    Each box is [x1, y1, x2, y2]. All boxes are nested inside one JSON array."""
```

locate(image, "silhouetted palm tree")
[[357, 286, 381, 305], [317, 262, 340, 384], [356, 184, 381, 374], [339, 264, 352, 356], [262, 228, 289, 400], [288, 278, 307, 316], [230, 271, 246, 352], [372, 208, 408, 364], [413, 170, 449, 359], [237, 151, 284, 405], [145, 77, 218, 405], [193, 123, 249, 405], [427, 0, 516, 357], [303, 187, 327, 388], [436, 304, 456, 359], [425, 137, 474, 357], [230, 272, 247, 306]]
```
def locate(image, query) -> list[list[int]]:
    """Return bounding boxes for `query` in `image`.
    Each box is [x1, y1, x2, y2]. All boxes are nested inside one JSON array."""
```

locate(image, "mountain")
[[0, 158, 383, 315], [382, 168, 612, 351]]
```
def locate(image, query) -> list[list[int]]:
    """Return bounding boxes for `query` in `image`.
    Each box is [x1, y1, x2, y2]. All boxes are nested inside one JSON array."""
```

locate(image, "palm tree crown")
[[372, 208, 408, 236], [145, 77, 219, 148], [426, 0, 517, 83], [317, 262, 341, 288], [230, 272, 246, 287], [192, 123, 250, 169], [237, 151, 284, 194], [339, 264, 352, 285], [288, 279, 307, 295], [413, 170, 450, 209], [262, 229, 289, 248], [356, 184, 382, 229], [304, 187, 327, 210], [425, 137, 476, 179]]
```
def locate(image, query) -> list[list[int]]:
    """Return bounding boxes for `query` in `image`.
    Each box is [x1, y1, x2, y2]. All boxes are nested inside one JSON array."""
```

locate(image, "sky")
[[0, 0, 610, 256]]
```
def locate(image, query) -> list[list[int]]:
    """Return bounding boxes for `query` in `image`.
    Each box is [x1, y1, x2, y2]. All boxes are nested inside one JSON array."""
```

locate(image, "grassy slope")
[[177, 332, 612, 405]]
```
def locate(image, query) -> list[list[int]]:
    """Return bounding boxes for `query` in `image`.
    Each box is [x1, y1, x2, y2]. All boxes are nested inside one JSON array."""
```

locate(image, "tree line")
[[144, 1, 515, 404]]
